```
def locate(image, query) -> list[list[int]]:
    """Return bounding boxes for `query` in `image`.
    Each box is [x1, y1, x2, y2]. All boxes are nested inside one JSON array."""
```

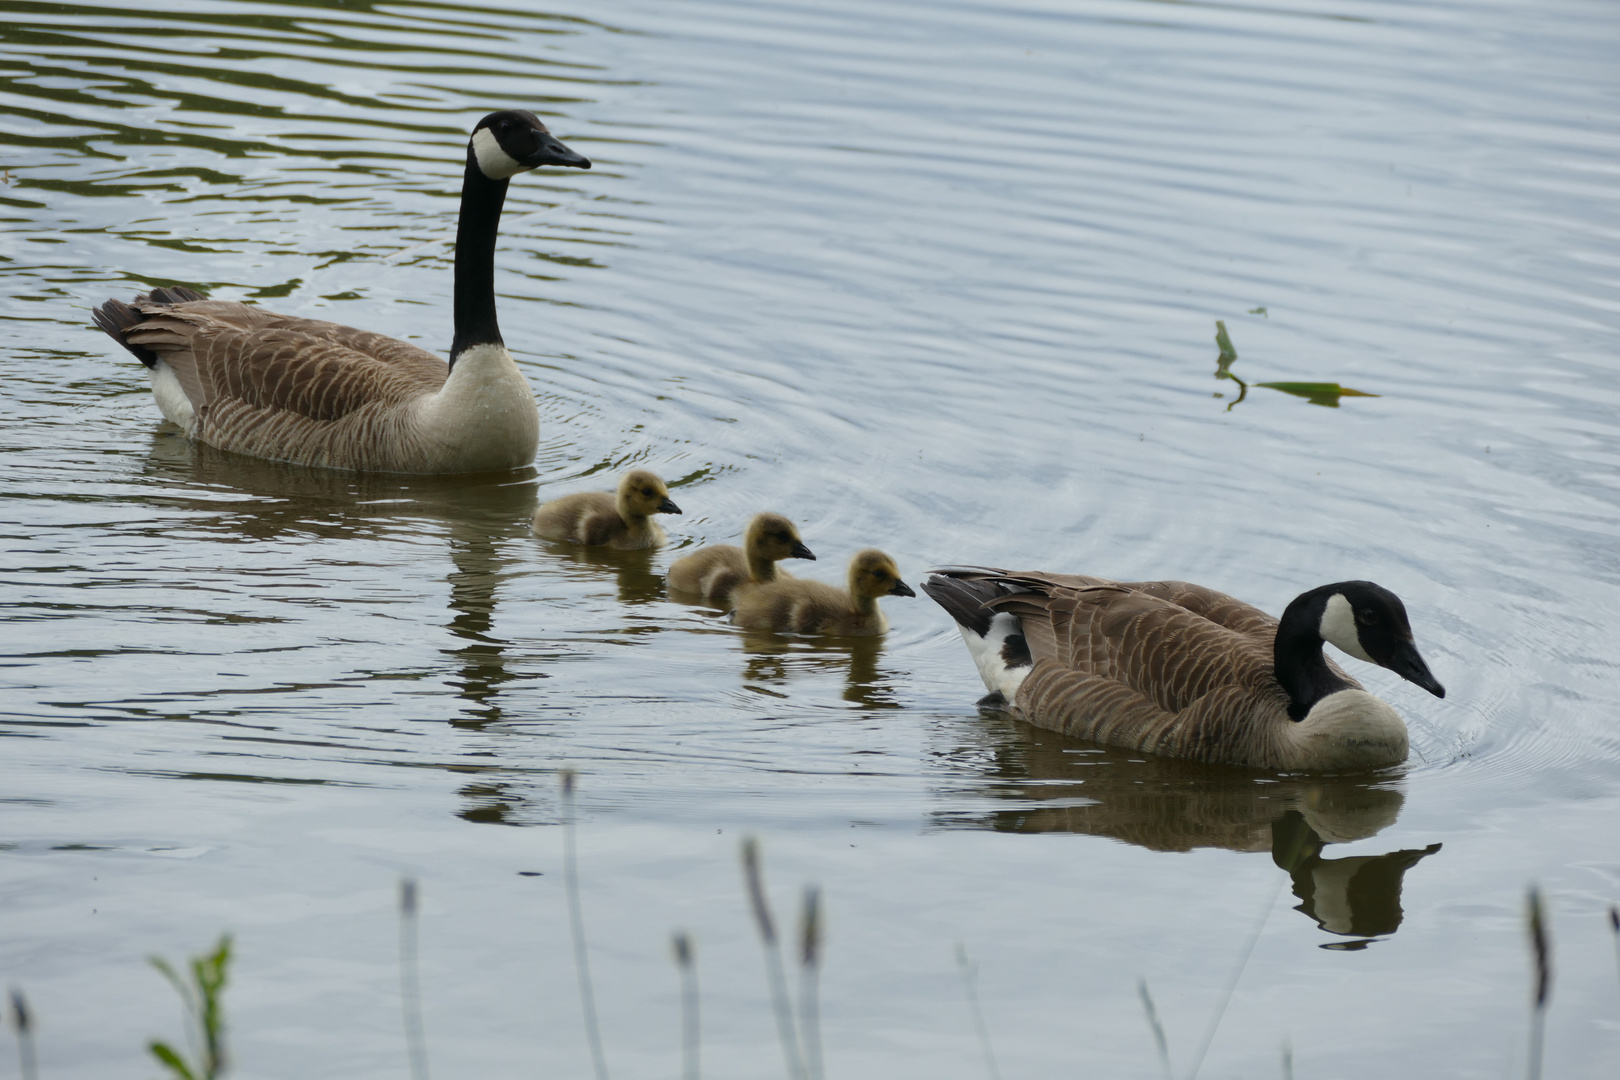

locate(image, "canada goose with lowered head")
[[91, 110, 590, 474], [666, 512, 815, 603], [732, 548, 914, 637], [922, 568, 1446, 770], [532, 469, 681, 550]]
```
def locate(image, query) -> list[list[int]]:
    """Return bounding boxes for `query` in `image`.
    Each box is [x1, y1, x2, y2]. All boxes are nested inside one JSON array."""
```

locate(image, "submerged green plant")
[[149, 934, 232, 1080]]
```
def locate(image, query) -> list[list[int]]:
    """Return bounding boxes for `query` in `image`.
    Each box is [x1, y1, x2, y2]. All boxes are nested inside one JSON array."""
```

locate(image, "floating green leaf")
[[1210, 321, 1381, 410], [1248, 306, 1268, 317], [1214, 320, 1239, 367], [1255, 382, 1380, 408]]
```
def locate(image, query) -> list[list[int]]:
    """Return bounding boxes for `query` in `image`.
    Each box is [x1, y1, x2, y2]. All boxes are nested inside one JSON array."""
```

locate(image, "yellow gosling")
[[667, 512, 815, 604], [532, 469, 681, 550], [731, 548, 914, 637]]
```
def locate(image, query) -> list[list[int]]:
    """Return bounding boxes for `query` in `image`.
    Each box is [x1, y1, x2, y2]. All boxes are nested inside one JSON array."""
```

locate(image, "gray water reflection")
[[937, 721, 1441, 940], [7, 0, 1620, 1074]]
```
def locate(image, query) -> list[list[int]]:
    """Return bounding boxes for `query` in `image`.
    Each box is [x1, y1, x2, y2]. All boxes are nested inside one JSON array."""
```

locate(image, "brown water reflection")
[[940, 722, 1441, 943], [739, 631, 902, 711]]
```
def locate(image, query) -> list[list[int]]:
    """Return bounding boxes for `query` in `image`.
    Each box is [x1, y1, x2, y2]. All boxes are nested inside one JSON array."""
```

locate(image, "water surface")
[[3, 0, 1620, 1076]]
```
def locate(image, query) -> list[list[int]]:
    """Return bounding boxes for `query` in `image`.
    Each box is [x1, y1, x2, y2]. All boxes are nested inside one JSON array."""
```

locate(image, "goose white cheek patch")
[[471, 128, 528, 179], [1319, 593, 1374, 663]]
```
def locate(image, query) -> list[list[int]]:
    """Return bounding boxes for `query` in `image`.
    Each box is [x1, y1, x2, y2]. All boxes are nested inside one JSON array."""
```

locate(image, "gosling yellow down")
[[732, 548, 914, 637], [666, 512, 816, 604], [532, 469, 681, 550]]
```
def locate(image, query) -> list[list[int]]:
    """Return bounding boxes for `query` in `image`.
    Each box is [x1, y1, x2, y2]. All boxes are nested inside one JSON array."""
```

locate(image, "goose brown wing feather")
[[122, 301, 446, 420]]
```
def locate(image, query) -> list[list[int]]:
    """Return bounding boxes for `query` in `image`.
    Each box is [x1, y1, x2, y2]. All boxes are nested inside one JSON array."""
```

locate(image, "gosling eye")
[[642, 487, 655, 497], [872, 569, 888, 580], [775, 531, 791, 542]]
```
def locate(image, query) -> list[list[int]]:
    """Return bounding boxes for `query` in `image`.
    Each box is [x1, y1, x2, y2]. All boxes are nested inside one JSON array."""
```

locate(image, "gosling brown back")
[[532, 469, 681, 550]]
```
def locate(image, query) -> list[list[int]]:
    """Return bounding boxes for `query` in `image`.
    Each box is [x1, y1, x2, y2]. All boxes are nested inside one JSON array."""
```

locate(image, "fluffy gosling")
[[731, 548, 914, 636], [667, 512, 815, 604], [532, 469, 681, 550]]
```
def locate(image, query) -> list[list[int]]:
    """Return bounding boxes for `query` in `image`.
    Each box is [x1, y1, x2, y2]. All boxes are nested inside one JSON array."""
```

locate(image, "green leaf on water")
[[1248, 306, 1268, 317], [1255, 381, 1380, 407], [1214, 320, 1239, 366]]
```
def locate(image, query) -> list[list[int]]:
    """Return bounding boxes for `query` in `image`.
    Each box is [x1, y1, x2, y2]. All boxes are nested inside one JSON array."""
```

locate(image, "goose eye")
[[1357, 608, 1378, 626]]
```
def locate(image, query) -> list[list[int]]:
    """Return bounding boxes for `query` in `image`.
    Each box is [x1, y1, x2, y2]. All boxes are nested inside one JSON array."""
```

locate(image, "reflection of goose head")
[[1271, 810, 1441, 944]]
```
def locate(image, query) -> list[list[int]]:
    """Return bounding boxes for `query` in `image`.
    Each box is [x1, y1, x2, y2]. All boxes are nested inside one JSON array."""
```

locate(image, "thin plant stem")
[[1609, 905, 1619, 1005], [672, 933, 700, 1080], [798, 887, 824, 1080], [740, 837, 806, 1080], [955, 943, 1002, 1080], [1526, 887, 1552, 1080], [10, 989, 37, 1080], [149, 934, 231, 1080], [1186, 874, 1284, 1080], [1137, 978, 1172, 1080], [399, 878, 431, 1080], [1280, 1037, 1294, 1080], [562, 770, 610, 1080]]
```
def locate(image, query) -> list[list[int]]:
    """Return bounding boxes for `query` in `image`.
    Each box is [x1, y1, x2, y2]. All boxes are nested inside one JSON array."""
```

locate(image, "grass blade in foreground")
[[149, 934, 232, 1080], [741, 837, 807, 1080], [9, 989, 37, 1080], [955, 943, 1002, 1080], [799, 887, 824, 1080], [1137, 978, 1172, 1080], [672, 932, 701, 1080], [399, 877, 431, 1080], [561, 770, 611, 1080], [1526, 887, 1552, 1080]]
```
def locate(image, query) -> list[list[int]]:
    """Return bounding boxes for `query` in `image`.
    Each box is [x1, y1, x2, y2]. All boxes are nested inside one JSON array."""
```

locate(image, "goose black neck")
[[1274, 588, 1356, 721], [449, 153, 510, 366]]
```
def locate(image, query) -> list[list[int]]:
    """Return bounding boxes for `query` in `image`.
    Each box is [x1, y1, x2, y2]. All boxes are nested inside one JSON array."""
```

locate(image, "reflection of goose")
[[93, 110, 590, 474], [738, 633, 901, 710], [936, 725, 1440, 940], [1270, 810, 1440, 944], [733, 549, 914, 636], [923, 569, 1445, 770], [667, 512, 816, 605], [532, 470, 681, 549]]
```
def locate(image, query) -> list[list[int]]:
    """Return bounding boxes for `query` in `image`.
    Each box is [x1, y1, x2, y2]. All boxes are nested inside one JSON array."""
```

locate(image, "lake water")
[[3, 0, 1619, 1076]]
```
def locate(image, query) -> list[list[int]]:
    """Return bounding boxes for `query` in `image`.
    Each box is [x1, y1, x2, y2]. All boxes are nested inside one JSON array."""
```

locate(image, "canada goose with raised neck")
[[732, 548, 914, 637], [91, 110, 590, 474], [532, 469, 681, 550], [922, 568, 1445, 771], [666, 512, 816, 603]]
